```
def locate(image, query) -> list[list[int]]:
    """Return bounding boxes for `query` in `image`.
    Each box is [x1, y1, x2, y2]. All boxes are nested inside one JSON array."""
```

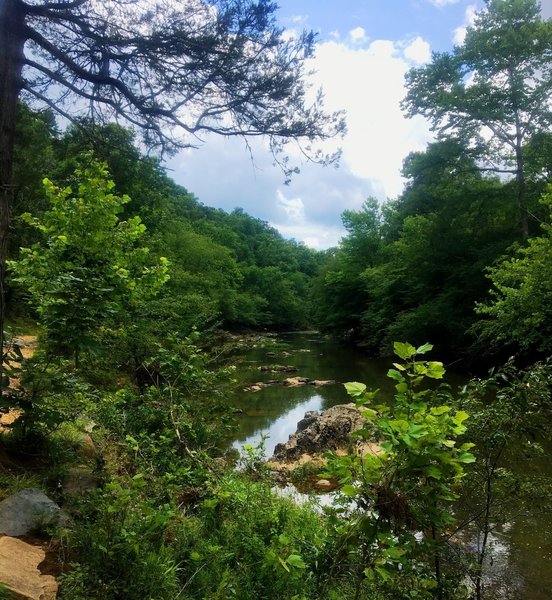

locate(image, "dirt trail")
[[0, 335, 37, 430]]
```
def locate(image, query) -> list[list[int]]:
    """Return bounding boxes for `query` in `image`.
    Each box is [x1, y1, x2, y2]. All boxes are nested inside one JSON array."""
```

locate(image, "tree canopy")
[[403, 0, 552, 238], [7, 0, 343, 159]]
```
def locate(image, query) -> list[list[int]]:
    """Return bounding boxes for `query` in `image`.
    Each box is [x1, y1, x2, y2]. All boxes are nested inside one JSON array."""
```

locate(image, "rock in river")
[[271, 403, 366, 462]]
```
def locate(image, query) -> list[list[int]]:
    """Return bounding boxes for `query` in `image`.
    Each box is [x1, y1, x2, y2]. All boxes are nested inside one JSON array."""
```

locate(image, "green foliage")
[[171, 474, 326, 600], [475, 188, 552, 353], [315, 140, 518, 357], [312, 199, 384, 337], [8, 158, 168, 366], [403, 0, 552, 237], [324, 343, 473, 598], [11, 351, 98, 436], [60, 475, 181, 599]]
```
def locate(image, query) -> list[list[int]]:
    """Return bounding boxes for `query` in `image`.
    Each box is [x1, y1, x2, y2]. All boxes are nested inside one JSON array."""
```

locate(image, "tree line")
[[312, 0, 552, 363]]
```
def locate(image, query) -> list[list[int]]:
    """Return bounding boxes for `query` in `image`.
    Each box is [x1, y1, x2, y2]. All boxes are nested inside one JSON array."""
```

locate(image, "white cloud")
[[429, 0, 461, 7], [168, 32, 434, 249], [270, 222, 346, 250], [276, 190, 305, 221], [453, 4, 478, 45], [349, 26, 368, 44], [403, 36, 431, 64], [309, 38, 432, 199]]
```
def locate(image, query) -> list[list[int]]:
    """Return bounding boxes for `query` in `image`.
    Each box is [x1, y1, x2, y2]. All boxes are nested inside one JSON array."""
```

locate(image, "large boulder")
[[0, 536, 58, 599], [272, 403, 366, 462], [0, 489, 70, 537]]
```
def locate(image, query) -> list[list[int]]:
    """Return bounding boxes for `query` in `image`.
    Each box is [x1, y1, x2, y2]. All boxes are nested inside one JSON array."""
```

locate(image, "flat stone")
[[258, 365, 298, 373], [0, 489, 70, 537], [0, 536, 58, 600], [283, 377, 310, 387], [313, 479, 333, 491]]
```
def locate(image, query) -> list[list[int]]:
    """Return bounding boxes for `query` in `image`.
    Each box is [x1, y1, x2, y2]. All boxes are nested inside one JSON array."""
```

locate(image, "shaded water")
[[229, 332, 552, 600]]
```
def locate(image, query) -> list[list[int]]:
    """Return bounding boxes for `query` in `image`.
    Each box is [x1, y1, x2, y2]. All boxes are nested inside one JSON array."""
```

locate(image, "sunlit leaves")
[[8, 158, 169, 365], [326, 341, 475, 593]]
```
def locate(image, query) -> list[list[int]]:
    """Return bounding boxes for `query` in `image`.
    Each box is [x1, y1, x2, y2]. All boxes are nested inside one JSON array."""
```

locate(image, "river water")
[[228, 332, 552, 600]]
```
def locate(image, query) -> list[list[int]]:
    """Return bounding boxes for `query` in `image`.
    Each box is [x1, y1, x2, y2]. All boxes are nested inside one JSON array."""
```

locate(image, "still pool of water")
[[228, 332, 552, 600], [230, 332, 395, 456]]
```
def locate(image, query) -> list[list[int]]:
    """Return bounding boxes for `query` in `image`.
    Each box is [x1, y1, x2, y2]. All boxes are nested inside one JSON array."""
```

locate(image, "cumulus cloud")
[[308, 38, 432, 199], [349, 26, 368, 44], [276, 190, 305, 222], [453, 4, 478, 45], [168, 32, 434, 249], [403, 36, 431, 64], [428, 0, 461, 6]]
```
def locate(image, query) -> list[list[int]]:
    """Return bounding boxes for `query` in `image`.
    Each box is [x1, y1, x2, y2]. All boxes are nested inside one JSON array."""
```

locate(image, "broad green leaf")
[[375, 565, 392, 581], [278, 557, 290, 572], [401, 434, 413, 446], [426, 361, 445, 379], [416, 343, 433, 355], [361, 408, 377, 420], [453, 410, 469, 425], [431, 405, 451, 415], [394, 341, 416, 360], [426, 465, 442, 479], [278, 534, 291, 546], [392, 362, 406, 371], [344, 381, 366, 397], [457, 452, 476, 464], [341, 484, 357, 497], [385, 546, 405, 559], [387, 369, 404, 382]]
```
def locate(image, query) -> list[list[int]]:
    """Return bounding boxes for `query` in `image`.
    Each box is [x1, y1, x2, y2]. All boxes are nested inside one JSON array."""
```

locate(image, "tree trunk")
[[515, 146, 528, 241], [514, 112, 529, 241], [0, 0, 26, 387]]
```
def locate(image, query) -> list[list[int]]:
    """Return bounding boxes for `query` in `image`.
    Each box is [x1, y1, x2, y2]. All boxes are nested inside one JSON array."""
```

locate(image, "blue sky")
[[168, 1, 548, 249], [275, 0, 480, 51]]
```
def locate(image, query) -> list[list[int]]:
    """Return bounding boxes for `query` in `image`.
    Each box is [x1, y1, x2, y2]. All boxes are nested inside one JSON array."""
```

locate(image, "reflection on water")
[[227, 332, 552, 600], [233, 393, 324, 457], [230, 332, 394, 457]]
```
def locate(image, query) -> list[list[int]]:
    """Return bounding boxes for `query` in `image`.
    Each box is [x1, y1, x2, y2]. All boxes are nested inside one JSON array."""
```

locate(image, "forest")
[[0, 0, 551, 599]]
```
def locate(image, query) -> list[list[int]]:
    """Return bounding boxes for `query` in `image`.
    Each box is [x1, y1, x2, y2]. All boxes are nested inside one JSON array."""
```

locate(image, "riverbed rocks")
[[313, 479, 334, 492], [0, 536, 58, 600], [243, 377, 336, 392], [271, 403, 366, 462], [259, 364, 299, 373]]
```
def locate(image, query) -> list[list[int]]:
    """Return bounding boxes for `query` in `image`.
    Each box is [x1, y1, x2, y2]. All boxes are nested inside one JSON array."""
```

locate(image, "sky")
[[168, 0, 550, 250]]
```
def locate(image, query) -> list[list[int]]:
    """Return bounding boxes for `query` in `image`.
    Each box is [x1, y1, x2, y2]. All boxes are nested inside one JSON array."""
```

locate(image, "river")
[[228, 332, 552, 600]]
